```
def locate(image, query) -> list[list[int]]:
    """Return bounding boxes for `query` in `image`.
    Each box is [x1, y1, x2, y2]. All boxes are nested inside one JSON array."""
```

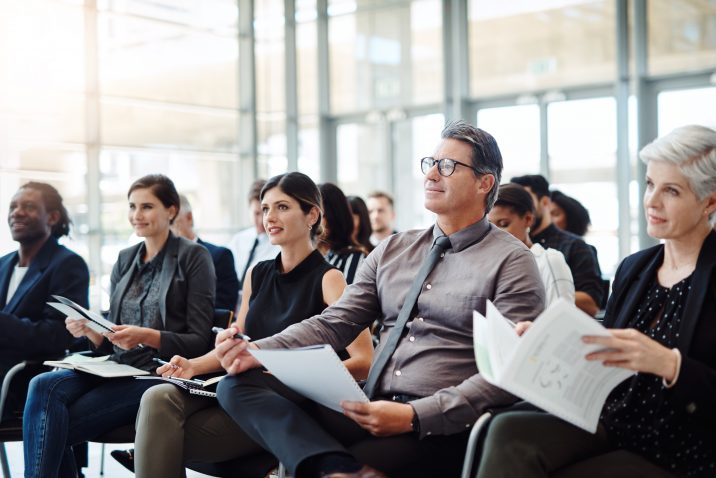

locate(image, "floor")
[[3, 441, 212, 477]]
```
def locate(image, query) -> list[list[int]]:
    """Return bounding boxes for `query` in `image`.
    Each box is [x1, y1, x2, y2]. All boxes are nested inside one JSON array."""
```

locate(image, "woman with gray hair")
[[475, 125, 716, 478]]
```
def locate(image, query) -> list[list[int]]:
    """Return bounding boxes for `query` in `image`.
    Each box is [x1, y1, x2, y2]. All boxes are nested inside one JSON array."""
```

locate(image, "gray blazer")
[[107, 233, 215, 359]]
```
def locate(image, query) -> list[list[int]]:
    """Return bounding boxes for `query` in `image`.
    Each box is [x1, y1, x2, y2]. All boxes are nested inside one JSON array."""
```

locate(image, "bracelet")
[[662, 348, 682, 389]]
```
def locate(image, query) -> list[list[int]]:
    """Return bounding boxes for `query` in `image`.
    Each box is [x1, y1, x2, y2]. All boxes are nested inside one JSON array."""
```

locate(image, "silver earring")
[[308, 224, 313, 230]]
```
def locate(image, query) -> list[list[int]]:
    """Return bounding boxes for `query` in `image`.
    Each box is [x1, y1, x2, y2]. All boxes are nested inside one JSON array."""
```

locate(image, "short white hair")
[[640, 125, 716, 224], [178, 194, 192, 215]]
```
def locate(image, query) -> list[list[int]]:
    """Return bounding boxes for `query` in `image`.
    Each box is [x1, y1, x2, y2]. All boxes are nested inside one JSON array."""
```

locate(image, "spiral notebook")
[[250, 345, 368, 412], [134, 375, 221, 398]]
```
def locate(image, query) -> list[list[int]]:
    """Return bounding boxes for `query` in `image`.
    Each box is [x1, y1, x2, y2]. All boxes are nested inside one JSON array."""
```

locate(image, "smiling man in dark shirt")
[[511, 174, 604, 316], [212, 121, 545, 478]]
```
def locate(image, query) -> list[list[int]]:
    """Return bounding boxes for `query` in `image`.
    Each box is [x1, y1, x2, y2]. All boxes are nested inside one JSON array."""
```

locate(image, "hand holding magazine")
[[249, 345, 368, 412], [473, 299, 634, 433], [47, 295, 116, 334]]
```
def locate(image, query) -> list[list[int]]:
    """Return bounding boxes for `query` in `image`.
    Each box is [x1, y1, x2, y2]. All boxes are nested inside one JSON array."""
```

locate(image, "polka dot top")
[[602, 274, 716, 476]]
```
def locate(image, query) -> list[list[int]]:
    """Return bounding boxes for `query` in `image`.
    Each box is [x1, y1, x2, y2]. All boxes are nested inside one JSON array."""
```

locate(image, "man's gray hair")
[[178, 193, 192, 215], [441, 120, 503, 211], [640, 124, 716, 223]]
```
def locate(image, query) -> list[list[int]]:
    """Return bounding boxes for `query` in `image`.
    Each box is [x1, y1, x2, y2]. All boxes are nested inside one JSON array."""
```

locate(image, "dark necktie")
[[363, 235, 452, 399], [240, 236, 260, 286]]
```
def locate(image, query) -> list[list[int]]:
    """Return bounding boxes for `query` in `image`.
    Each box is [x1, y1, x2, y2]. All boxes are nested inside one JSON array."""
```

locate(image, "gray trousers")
[[475, 411, 676, 478], [133, 384, 266, 478]]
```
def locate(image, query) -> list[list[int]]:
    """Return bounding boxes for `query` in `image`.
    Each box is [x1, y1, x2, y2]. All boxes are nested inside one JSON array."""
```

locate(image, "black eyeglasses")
[[420, 157, 480, 177]]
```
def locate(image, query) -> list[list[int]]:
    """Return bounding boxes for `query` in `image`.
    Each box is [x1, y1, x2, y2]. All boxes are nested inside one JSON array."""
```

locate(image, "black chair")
[[460, 401, 541, 478], [0, 360, 57, 478]]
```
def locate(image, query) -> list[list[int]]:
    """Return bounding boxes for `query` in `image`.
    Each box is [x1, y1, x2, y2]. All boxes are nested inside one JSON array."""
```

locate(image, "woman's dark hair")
[[319, 183, 364, 254], [550, 190, 591, 237], [261, 172, 323, 239], [347, 195, 374, 253], [21, 182, 72, 238], [127, 174, 181, 223], [494, 183, 536, 218]]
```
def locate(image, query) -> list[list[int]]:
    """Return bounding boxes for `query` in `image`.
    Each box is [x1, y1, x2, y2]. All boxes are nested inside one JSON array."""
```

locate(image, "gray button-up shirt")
[[256, 217, 545, 437]]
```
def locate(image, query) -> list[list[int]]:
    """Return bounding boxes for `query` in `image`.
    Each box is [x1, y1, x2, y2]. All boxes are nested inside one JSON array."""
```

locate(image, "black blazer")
[[198, 238, 239, 311], [604, 230, 716, 439], [105, 233, 215, 359], [0, 237, 90, 359]]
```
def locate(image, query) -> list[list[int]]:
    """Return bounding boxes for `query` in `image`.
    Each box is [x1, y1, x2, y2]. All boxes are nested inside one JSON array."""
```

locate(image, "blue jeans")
[[23, 369, 159, 478]]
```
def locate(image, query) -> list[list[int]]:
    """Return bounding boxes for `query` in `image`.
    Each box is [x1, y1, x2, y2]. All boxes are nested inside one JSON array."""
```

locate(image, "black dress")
[[244, 250, 336, 341]]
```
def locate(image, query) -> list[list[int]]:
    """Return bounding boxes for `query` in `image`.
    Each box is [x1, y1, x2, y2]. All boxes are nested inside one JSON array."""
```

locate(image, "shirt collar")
[[432, 215, 491, 253]]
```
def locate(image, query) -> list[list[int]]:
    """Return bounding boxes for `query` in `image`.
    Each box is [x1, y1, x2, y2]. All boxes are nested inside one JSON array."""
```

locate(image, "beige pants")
[[133, 383, 265, 478]]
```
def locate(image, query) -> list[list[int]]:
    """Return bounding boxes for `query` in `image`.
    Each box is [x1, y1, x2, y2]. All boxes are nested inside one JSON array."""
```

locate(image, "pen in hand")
[[211, 327, 251, 342], [153, 357, 178, 369]]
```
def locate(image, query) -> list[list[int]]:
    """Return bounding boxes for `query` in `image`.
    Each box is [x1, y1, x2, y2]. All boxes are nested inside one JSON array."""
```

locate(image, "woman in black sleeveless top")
[[127, 172, 373, 478]]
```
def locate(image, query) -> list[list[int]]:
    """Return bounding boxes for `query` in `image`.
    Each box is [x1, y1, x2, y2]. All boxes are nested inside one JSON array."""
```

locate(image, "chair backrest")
[[213, 309, 234, 329]]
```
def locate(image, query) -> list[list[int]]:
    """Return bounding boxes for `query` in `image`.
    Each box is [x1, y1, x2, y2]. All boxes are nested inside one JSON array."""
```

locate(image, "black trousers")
[[476, 411, 677, 478], [216, 369, 469, 478]]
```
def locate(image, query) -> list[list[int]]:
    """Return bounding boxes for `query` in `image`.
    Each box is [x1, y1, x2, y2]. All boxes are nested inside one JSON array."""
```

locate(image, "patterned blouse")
[[602, 274, 716, 476]]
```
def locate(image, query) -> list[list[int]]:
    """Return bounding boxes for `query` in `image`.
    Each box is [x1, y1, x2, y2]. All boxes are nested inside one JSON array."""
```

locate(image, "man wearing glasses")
[[213, 121, 545, 478]]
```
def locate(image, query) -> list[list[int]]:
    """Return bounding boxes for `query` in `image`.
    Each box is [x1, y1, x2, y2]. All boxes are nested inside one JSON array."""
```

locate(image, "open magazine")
[[473, 299, 634, 433], [47, 295, 116, 334], [134, 375, 225, 398], [44, 353, 150, 378]]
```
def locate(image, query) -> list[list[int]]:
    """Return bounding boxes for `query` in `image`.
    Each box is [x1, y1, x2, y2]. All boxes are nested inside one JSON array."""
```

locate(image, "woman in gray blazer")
[[23, 174, 215, 478]]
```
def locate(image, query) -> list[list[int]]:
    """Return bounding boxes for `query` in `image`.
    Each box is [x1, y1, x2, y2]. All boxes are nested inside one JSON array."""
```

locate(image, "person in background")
[[511, 174, 603, 317], [477, 125, 716, 478], [550, 190, 592, 238], [319, 183, 367, 285], [22, 174, 215, 478], [489, 183, 574, 306], [0, 182, 89, 419], [348, 195, 374, 254], [130, 172, 373, 478], [227, 179, 280, 302], [367, 191, 397, 246], [172, 194, 239, 311]]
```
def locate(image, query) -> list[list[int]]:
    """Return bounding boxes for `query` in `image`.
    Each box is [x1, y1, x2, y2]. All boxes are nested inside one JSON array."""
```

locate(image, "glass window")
[[393, 113, 444, 231], [477, 104, 541, 182], [336, 122, 388, 197], [98, 13, 239, 109], [97, 0, 238, 30], [468, 1, 616, 97], [648, 0, 716, 76], [548, 97, 618, 274], [657, 87, 716, 135], [329, 0, 443, 114], [100, 99, 239, 152]]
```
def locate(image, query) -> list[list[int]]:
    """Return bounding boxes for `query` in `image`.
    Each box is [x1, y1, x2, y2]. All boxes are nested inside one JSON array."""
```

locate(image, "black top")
[[531, 224, 604, 306], [602, 274, 715, 476], [245, 250, 336, 340]]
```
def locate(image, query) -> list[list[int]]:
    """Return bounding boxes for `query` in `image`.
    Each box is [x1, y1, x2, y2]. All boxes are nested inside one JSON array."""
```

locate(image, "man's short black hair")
[[510, 174, 550, 199]]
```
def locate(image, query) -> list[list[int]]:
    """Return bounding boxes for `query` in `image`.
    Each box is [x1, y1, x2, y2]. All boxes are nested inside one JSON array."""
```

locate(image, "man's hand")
[[214, 327, 261, 375], [341, 400, 414, 437], [157, 355, 194, 379]]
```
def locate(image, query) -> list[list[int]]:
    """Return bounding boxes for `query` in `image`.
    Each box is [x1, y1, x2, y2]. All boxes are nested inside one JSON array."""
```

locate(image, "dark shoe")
[[110, 448, 135, 473], [321, 465, 389, 478]]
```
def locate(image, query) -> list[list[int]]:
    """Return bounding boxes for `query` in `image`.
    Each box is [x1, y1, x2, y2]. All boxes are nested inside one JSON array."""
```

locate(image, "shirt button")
[[409, 336, 415, 342], [417, 317, 424, 322], [395, 370, 402, 376], [426, 431, 432, 435], [440, 253, 445, 258], [426, 284, 432, 290]]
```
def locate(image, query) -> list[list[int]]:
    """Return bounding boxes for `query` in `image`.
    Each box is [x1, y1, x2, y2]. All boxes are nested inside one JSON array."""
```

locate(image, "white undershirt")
[[6, 265, 29, 303]]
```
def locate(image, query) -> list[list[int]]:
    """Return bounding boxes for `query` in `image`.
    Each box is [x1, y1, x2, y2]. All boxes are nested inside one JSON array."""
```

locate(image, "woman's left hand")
[[106, 325, 148, 350], [583, 328, 679, 381]]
